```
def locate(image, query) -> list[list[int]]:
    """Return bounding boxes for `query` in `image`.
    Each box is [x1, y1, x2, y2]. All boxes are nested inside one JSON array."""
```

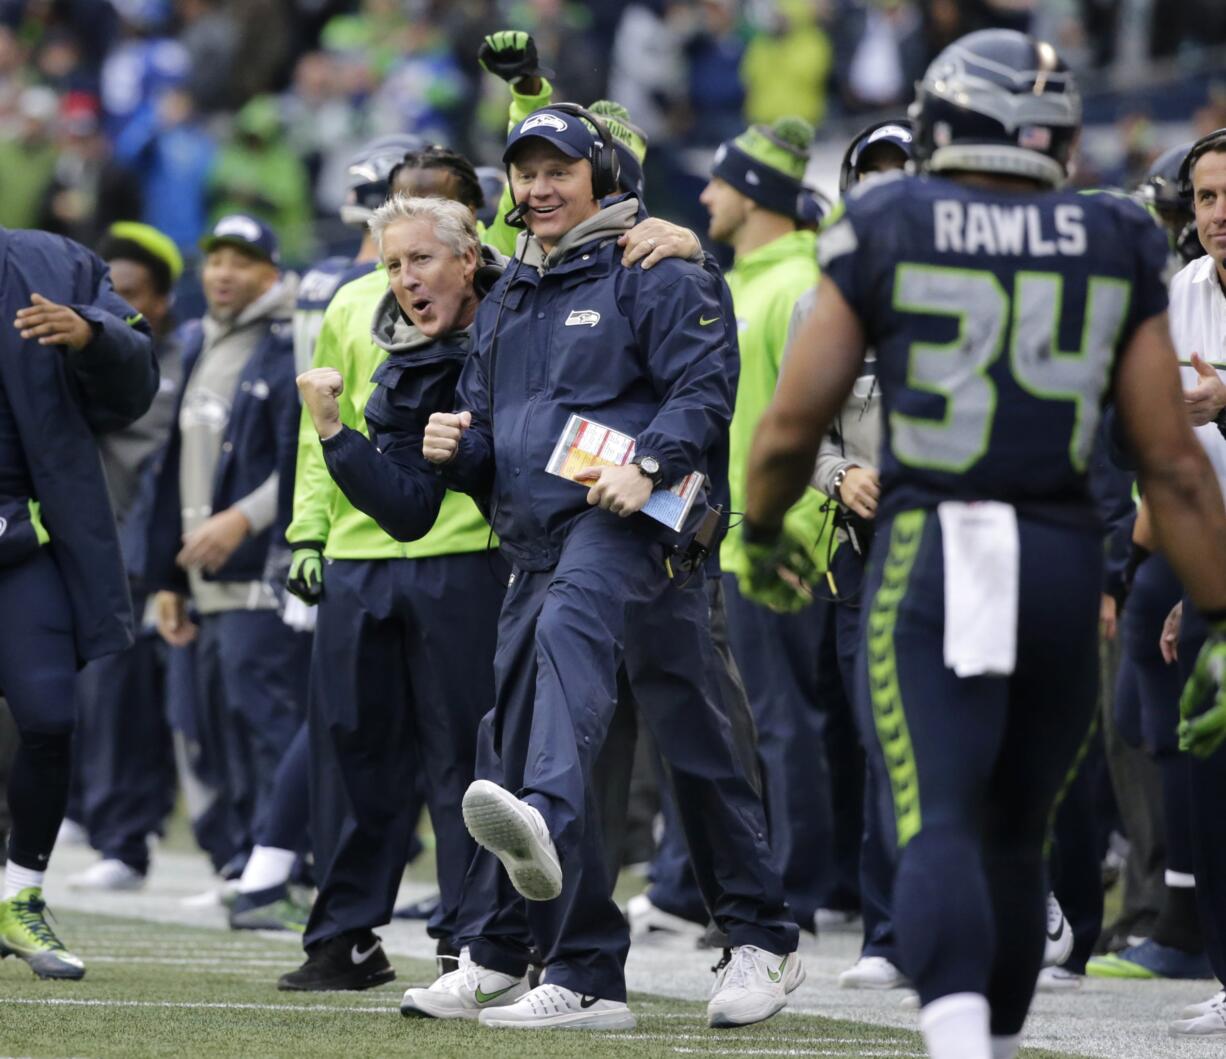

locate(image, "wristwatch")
[[832, 464, 856, 497], [632, 454, 664, 488]]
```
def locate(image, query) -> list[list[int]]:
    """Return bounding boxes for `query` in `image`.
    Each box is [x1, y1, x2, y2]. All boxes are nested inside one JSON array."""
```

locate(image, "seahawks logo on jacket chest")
[[565, 309, 601, 328]]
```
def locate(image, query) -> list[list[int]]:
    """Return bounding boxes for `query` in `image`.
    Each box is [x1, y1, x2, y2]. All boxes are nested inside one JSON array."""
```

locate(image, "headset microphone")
[[504, 201, 530, 228]]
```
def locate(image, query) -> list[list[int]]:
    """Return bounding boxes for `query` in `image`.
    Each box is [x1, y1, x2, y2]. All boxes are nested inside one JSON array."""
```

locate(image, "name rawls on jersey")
[[933, 201, 1086, 257]]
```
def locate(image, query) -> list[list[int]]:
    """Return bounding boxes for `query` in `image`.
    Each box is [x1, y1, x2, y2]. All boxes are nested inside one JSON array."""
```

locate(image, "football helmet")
[[910, 29, 1080, 188], [340, 133, 426, 226], [1138, 141, 1202, 263], [839, 119, 913, 194]]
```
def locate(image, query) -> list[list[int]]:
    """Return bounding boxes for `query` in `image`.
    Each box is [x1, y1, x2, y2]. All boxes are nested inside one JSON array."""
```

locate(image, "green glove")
[[736, 523, 822, 614], [478, 30, 552, 84], [1178, 620, 1226, 757], [286, 542, 324, 604]]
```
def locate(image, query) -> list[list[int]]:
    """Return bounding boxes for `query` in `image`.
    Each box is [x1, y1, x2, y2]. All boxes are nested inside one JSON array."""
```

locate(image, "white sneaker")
[[1036, 966, 1082, 992], [707, 945, 804, 1028], [1170, 1001, 1226, 1037], [1181, 989, 1226, 1019], [900, 990, 920, 1010], [626, 893, 704, 938], [477, 983, 635, 1029], [56, 818, 89, 847], [400, 948, 528, 1020], [67, 858, 145, 891], [838, 955, 908, 990], [1043, 893, 1074, 968], [462, 781, 561, 901]]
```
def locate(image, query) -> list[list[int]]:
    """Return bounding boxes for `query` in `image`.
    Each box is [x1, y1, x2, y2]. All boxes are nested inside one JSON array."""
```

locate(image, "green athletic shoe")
[[228, 884, 310, 933], [0, 887, 86, 979]]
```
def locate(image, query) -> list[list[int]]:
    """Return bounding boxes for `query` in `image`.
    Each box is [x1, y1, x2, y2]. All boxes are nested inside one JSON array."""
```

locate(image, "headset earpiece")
[[1179, 128, 1226, 200], [549, 102, 621, 200]]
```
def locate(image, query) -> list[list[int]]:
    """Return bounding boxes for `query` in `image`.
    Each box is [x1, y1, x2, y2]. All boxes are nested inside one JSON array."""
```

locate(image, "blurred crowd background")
[[4, 0, 1226, 280]]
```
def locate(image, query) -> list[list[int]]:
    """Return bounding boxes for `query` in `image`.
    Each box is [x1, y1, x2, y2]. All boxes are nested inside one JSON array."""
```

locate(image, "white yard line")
[[41, 844, 1219, 1059]]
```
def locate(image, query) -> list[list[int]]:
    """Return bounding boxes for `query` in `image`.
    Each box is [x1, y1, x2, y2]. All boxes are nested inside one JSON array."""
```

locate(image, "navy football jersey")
[[293, 256, 378, 373], [819, 173, 1168, 522]]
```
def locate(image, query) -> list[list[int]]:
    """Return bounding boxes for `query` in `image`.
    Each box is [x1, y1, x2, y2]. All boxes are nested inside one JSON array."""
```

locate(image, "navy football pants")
[[464, 513, 795, 1001], [0, 549, 77, 870], [861, 510, 1100, 1036], [305, 553, 502, 949]]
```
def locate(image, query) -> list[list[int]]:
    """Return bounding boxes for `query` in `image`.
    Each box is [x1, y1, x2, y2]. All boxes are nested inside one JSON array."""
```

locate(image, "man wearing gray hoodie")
[[147, 215, 309, 887]]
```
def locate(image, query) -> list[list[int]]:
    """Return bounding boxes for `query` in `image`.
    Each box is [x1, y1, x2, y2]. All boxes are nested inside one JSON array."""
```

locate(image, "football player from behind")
[[745, 29, 1226, 1059]]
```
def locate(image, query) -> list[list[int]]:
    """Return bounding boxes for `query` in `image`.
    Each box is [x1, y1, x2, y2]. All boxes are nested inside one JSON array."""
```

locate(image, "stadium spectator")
[[207, 96, 313, 265], [740, 0, 832, 128], [40, 90, 140, 247], [112, 85, 215, 251], [176, 0, 239, 114], [0, 86, 58, 230]]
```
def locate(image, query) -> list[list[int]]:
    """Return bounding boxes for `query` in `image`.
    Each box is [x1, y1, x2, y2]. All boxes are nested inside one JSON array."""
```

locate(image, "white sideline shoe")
[[462, 781, 562, 901], [1170, 997, 1226, 1038], [1036, 966, 1082, 992], [1043, 893, 1074, 968], [67, 858, 145, 892], [626, 893, 704, 938], [838, 955, 908, 990], [400, 948, 528, 1020], [1181, 989, 1226, 1019], [707, 945, 804, 1028], [477, 983, 635, 1029]]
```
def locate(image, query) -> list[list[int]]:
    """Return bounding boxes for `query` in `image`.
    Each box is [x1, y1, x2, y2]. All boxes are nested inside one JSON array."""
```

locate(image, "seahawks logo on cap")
[[867, 124, 912, 146], [522, 113, 568, 133], [213, 215, 262, 242]]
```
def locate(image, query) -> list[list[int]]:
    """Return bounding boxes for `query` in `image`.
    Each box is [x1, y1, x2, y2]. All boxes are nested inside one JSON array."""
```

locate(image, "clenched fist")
[[423, 410, 472, 464], [297, 367, 344, 440]]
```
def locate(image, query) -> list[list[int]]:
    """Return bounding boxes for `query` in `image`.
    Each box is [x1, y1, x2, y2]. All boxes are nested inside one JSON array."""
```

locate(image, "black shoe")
[[276, 930, 395, 991]]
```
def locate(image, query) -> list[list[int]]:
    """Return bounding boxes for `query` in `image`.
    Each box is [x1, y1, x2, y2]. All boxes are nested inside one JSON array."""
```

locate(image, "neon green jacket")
[[483, 79, 555, 258], [286, 268, 491, 559], [720, 228, 833, 574]]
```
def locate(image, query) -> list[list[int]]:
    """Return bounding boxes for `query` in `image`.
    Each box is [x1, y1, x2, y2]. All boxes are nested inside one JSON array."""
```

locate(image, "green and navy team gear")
[[292, 257, 377, 374], [821, 174, 1168, 524], [910, 30, 1080, 189], [820, 171, 1169, 1033]]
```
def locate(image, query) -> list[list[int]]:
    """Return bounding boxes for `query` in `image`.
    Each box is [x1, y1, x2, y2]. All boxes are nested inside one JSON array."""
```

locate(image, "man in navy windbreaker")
[[421, 107, 800, 1030], [0, 226, 156, 980]]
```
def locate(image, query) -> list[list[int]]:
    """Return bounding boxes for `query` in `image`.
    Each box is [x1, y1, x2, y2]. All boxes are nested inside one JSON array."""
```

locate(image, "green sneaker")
[[0, 887, 86, 979], [228, 884, 310, 933]]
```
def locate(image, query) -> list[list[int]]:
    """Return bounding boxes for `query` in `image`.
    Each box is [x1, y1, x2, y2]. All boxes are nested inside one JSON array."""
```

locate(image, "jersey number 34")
[[890, 263, 1131, 474]]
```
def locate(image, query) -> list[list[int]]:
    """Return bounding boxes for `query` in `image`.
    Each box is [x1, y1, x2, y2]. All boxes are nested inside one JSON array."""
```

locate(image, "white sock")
[[238, 845, 296, 894], [3, 861, 46, 900], [991, 1034, 1021, 1059], [919, 993, 991, 1059]]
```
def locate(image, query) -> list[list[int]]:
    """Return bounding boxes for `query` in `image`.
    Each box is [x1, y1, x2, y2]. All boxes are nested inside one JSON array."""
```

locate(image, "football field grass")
[[0, 909, 1091, 1059]]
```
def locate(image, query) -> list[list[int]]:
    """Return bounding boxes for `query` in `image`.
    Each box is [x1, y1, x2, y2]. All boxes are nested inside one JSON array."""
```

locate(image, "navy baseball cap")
[[503, 108, 597, 165], [200, 214, 280, 265]]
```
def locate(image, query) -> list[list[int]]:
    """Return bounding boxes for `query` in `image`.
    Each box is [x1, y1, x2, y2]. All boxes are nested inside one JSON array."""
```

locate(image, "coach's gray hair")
[[368, 194, 480, 259]]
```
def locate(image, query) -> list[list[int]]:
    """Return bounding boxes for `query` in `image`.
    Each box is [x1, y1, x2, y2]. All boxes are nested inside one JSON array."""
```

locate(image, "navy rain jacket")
[[443, 217, 736, 572], [0, 227, 157, 662]]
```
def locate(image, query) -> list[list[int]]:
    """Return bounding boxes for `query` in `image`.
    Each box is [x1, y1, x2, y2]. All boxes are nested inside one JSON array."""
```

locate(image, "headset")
[[504, 102, 622, 227], [1178, 127, 1226, 199]]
